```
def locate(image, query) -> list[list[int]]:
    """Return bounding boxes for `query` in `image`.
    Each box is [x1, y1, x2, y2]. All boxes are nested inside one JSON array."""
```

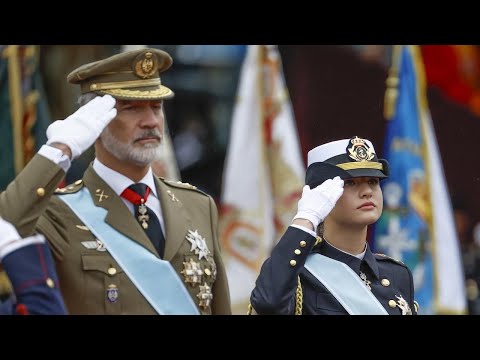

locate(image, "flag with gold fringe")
[[373, 45, 467, 314], [219, 45, 305, 314], [0, 45, 51, 190]]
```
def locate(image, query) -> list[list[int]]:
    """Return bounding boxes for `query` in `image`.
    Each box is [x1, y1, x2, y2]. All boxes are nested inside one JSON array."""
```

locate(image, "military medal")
[[181, 258, 204, 286], [197, 282, 213, 310], [137, 199, 150, 229], [359, 271, 372, 291], [186, 230, 211, 260], [395, 295, 412, 315]]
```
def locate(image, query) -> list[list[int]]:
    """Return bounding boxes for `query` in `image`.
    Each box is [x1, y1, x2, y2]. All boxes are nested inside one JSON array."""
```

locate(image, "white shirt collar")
[[325, 238, 367, 260], [92, 158, 158, 198]]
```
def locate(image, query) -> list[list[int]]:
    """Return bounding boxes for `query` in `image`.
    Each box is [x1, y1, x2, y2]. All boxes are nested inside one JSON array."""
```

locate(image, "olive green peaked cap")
[[67, 48, 174, 100]]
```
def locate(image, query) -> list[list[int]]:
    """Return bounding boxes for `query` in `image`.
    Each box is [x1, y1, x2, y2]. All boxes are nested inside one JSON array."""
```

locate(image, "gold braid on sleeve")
[[295, 276, 303, 315], [247, 276, 304, 315]]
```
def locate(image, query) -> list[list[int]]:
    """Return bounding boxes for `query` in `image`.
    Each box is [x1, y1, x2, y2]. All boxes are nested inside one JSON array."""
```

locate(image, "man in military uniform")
[[250, 137, 417, 315], [0, 218, 67, 315], [0, 92, 116, 314], [35, 48, 231, 315]]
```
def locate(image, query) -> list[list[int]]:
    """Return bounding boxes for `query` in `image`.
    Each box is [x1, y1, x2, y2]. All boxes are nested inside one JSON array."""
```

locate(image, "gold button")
[[107, 267, 117, 276], [300, 241, 307, 248], [204, 268, 211, 276], [290, 260, 297, 267], [75, 180, 83, 185], [294, 249, 301, 255], [46, 278, 55, 288], [381, 279, 390, 287], [388, 300, 397, 308], [90, 84, 97, 90], [67, 186, 75, 190], [36, 187, 45, 197]]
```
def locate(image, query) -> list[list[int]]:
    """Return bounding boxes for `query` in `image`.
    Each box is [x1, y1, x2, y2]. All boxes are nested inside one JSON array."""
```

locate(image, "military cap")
[[67, 48, 174, 100], [305, 136, 389, 188]]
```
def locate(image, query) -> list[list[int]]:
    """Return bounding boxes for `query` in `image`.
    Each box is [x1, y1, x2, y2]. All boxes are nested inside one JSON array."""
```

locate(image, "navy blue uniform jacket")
[[251, 226, 416, 315], [0, 242, 67, 315]]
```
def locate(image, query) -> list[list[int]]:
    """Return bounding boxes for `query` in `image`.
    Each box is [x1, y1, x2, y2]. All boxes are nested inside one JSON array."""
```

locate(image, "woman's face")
[[327, 177, 383, 227]]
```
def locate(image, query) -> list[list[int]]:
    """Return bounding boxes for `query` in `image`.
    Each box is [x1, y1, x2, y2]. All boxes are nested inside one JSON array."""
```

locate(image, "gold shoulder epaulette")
[[374, 253, 406, 266], [163, 179, 201, 191], [55, 179, 84, 195]]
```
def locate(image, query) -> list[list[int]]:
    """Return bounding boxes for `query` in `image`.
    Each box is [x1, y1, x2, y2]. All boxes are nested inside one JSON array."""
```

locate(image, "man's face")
[[100, 99, 165, 166]]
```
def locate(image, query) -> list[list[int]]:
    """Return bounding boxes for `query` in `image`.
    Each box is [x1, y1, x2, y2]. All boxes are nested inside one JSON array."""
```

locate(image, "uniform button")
[[36, 187, 45, 197], [75, 180, 83, 185], [46, 278, 55, 288], [67, 186, 75, 190], [300, 241, 307, 248], [388, 300, 397, 308], [290, 260, 297, 267], [204, 268, 211, 276], [107, 267, 117, 276], [381, 279, 390, 287], [294, 249, 301, 255]]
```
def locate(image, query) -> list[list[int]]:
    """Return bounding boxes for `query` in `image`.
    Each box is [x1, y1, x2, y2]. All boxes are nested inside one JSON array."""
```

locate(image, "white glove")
[[46, 95, 117, 160], [0, 218, 45, 261], [293, 176, 344, 228], [0, 217, 21, 260]]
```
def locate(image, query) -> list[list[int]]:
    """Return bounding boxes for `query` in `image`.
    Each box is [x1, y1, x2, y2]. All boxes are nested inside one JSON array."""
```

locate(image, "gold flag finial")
[[384, 45, 402, 121]]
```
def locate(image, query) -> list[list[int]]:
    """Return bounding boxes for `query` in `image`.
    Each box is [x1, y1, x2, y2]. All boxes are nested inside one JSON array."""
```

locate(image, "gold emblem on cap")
[[347, 136, 375, 162], [134, 51, 158, 79]]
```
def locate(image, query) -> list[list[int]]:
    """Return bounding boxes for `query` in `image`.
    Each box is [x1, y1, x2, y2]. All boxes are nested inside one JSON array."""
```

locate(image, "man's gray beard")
[[100, 127, 163, 166]]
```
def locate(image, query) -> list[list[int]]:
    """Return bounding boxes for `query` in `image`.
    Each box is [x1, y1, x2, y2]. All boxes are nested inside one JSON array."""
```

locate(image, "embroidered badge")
[[166, 190, 179, 202], [186, 230, 211, 260], [81, 239, 107, 252], [134, 51, 158, 79], [106, 284, 119, 303], [95, 189, 109, 202], [347, 136, 375, 162]]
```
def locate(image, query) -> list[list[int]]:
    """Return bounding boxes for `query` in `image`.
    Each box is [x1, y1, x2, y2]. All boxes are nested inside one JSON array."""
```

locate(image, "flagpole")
[[4, 45, 24, 175], [384, 45, 402, 121]]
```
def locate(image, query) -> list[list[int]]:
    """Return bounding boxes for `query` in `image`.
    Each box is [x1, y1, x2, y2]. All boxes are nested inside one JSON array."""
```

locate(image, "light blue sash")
[[59, 188, 199, 315], [305, 253, 388, 315]]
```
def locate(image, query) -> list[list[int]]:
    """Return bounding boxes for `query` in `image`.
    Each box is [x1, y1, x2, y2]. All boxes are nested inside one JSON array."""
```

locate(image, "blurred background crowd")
[[2, 44, 480, 315]]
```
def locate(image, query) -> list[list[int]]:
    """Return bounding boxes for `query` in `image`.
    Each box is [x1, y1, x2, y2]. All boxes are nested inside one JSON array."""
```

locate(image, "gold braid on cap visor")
[[336, 161, 384, 171]]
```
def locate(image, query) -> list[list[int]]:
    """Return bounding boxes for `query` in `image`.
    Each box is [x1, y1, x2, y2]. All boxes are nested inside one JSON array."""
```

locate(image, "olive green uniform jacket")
[[0, 153, 65, 237], [36, 165, 231, 315], [0, 153, 65, 297]]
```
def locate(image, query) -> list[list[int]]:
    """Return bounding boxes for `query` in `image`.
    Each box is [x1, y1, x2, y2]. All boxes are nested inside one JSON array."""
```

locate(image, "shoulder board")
[[161, 178, 208, 195], [374, 253, 406, 266], [54, 179, 84, 195]]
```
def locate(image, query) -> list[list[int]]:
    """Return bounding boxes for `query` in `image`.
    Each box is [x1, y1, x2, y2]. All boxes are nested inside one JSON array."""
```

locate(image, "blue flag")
[[373, 45, 466, 314]]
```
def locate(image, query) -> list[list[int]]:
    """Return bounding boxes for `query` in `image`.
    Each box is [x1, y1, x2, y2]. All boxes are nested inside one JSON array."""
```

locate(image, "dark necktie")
[[121, 183, 165, 258]]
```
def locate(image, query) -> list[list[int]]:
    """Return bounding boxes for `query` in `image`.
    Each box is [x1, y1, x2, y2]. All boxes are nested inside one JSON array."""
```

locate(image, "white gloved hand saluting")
[[293, 176, 345, 229], [46, 95, 117, 160]]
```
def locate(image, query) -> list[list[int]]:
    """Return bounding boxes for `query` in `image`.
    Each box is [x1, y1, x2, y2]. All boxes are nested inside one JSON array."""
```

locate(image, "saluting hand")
[[46, 95, 117, 160], [293, 176, 344, 229]]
